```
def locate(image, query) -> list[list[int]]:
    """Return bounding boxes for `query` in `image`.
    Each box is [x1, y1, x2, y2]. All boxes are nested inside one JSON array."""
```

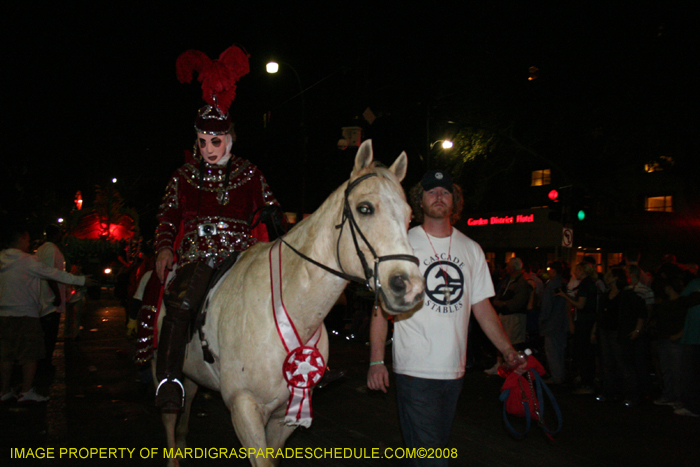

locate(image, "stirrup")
[[155, 378, 185, 408]]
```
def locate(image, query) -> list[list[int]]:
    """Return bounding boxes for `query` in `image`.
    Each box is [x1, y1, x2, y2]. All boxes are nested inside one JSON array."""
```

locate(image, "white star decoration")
[[292, 356, 316, 383]]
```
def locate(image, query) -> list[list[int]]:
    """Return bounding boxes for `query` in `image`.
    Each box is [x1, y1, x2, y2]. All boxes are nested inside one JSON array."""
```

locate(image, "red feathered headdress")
[[176, 45, 250, 134]]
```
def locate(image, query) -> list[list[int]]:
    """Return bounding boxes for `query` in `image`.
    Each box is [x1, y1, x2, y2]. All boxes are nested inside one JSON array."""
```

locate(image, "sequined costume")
[[153, 44, 262, 412], [134, 271, 160, 364], [136, 155, 278, 367], [154, 155, 278, 267]]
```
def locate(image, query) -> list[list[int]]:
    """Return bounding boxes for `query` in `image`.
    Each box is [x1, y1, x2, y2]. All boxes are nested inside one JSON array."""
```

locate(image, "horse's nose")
[[389, 274, 408, 295]]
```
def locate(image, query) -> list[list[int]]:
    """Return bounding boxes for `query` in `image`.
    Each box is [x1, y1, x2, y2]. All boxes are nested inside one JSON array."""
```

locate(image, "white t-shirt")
[[0, 249, 85, 318], [36, 242, 67, 316], [392, 226, 495, 379]]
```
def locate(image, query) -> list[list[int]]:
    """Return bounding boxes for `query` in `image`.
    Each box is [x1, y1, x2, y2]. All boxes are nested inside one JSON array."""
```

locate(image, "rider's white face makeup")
[[198, 133, 229, 165]]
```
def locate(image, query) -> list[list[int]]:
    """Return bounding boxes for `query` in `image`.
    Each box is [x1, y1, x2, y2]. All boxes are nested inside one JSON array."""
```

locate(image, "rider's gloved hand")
[[126, 318, 138, 337]]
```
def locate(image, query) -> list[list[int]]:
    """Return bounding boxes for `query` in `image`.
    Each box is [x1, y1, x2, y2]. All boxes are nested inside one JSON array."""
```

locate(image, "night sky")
[[2, 2, 695, 237]]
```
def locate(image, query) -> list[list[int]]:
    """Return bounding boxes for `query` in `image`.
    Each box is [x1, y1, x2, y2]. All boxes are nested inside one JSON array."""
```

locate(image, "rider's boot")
[[155, 262, 213, 412]]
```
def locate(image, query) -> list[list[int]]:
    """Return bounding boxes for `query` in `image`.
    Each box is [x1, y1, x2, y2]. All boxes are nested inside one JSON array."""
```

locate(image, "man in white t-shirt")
[[36, 224, 66, 373], [367, 170, 524, 465]]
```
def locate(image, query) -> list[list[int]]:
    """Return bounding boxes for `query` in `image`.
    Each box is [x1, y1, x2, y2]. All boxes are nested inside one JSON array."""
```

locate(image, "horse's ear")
[[389, 151, 408, 182], [351, 139, 374, 177]]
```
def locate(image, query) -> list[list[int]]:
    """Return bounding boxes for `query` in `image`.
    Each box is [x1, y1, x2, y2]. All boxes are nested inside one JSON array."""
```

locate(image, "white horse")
[[157, 140, 424, 467]]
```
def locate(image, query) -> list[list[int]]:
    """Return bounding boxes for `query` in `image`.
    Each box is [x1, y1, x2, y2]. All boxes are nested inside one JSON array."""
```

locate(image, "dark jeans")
[[598, 329, 637, 399], [39, 312, 60, 368], [656, 338, 683, 403], [680, 344, 700, 414], [544, 332, 567, 383], [619, 335, 651, 402], [573, 320, 596, 387], [395, 374, 463, 467]]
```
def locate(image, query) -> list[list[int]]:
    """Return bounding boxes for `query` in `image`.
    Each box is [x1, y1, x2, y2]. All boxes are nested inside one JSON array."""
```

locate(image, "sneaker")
[[1, 389, 17, 402], [674, 408, 699, 417], [654, 397, 677, 406], [17, 388, 49, 403], [484, 363, 499, 375]]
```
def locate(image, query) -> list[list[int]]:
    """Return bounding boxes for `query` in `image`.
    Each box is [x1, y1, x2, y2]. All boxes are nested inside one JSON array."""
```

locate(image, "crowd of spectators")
[[486, 251, 700, 418]]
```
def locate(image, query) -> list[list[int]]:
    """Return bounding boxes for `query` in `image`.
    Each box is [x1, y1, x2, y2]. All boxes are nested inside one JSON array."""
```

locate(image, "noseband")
[[280, 172, 419, 302]]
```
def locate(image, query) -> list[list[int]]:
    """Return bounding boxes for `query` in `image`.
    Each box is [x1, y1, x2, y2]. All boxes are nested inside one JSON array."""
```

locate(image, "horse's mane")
[[284, 159, 403, 257]]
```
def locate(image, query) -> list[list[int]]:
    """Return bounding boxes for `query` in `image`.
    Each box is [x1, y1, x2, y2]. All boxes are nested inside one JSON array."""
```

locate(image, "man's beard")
[[424, 203, 451, 220]]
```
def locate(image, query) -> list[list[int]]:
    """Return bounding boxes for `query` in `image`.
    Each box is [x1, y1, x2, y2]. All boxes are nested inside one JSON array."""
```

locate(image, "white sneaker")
[[674, 407, 699, 418], [653, 397, 676, 406], [484, 363, 500, 375], [17, 388, 49, 403], [1, 389, 17, 402]]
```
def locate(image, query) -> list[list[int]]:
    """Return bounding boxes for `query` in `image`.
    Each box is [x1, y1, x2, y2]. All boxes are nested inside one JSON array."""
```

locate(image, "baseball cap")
[[421, 170, 453, 193]]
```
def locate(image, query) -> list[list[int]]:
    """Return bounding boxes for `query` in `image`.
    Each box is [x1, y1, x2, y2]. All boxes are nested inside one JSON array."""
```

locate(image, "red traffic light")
[[548, 189, 559, 201]]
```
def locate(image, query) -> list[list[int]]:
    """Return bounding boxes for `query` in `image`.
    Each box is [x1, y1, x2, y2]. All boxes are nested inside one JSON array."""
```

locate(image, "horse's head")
[[337, 140, 425, 314]]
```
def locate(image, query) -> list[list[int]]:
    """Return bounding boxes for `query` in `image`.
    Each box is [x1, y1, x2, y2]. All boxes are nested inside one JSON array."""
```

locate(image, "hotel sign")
[[463, 209, 562, 249], [467, 214, 535, 226]]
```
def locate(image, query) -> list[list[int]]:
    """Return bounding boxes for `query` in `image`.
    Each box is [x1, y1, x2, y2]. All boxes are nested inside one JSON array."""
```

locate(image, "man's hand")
[[156, 249, 174, 283], [503, 349, 528, 375], [367, 363, 390, 393], [126, 318, 138, 337], [84, 277, 100, 288]]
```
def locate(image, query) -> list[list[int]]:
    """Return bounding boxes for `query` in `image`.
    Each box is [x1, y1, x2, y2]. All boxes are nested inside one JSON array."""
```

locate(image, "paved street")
[[1, 291, 697, 466]]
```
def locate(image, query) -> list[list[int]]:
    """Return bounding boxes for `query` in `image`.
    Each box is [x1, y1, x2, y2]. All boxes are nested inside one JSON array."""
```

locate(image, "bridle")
[[280, 172, 419, 306]]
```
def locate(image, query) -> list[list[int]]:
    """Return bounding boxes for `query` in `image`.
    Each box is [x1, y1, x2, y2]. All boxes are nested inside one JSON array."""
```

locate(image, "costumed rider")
[[153, 45, 282, 412]]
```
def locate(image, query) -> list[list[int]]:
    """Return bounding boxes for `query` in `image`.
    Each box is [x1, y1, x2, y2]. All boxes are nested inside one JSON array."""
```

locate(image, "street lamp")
[[429, 139, 454, 151], [266, 60, 308, 215], [425, 139, 454, 171]]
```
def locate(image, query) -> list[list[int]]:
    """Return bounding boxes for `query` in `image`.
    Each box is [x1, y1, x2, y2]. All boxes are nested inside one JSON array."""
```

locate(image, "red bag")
[[498, 355, 562, 438], [500, 355, 546, 419]]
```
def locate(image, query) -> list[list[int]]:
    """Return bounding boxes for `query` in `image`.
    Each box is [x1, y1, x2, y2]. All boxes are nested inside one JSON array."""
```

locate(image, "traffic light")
[[570, 186, 589, 223], [547, 189, 561, 221]]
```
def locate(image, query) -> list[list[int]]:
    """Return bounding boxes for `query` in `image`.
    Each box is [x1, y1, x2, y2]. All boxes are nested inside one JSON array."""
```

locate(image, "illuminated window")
[[644, 156, 675, 173], [645, 196, 673, 212], [531, 169, 551, 186], [644, 162, 662, 173], [608, 253, 623, 267]]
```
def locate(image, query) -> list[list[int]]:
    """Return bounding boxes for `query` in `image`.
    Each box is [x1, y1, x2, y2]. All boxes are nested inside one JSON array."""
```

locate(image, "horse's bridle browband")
[[280, 172, 419, 302]]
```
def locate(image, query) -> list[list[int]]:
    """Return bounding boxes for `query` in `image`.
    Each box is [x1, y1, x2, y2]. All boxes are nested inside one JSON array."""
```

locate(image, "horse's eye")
[[356, 202, 375, 215]]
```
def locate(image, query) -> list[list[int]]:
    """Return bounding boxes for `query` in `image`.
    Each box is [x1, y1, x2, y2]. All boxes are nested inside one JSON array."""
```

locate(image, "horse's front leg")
[[228, 391, 273, 467], [162, 412, 179, 467], [175, 377, 198, 449], [161, 378, 198, 467], [265, 410, 296, 467]]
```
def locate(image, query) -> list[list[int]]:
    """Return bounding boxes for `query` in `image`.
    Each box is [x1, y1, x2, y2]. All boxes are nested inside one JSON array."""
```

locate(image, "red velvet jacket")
[[154, 155, 278, 268]]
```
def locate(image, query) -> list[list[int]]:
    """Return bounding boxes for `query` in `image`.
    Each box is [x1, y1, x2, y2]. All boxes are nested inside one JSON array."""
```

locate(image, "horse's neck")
[[278, 187, 348, 339]]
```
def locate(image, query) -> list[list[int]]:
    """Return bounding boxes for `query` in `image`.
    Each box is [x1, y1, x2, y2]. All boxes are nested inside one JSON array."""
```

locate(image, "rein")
[[280, 171, 418, 304]]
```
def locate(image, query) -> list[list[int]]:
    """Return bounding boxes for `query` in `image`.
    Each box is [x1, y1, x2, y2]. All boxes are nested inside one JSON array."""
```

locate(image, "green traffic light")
[[577, 210, 586, 221]]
